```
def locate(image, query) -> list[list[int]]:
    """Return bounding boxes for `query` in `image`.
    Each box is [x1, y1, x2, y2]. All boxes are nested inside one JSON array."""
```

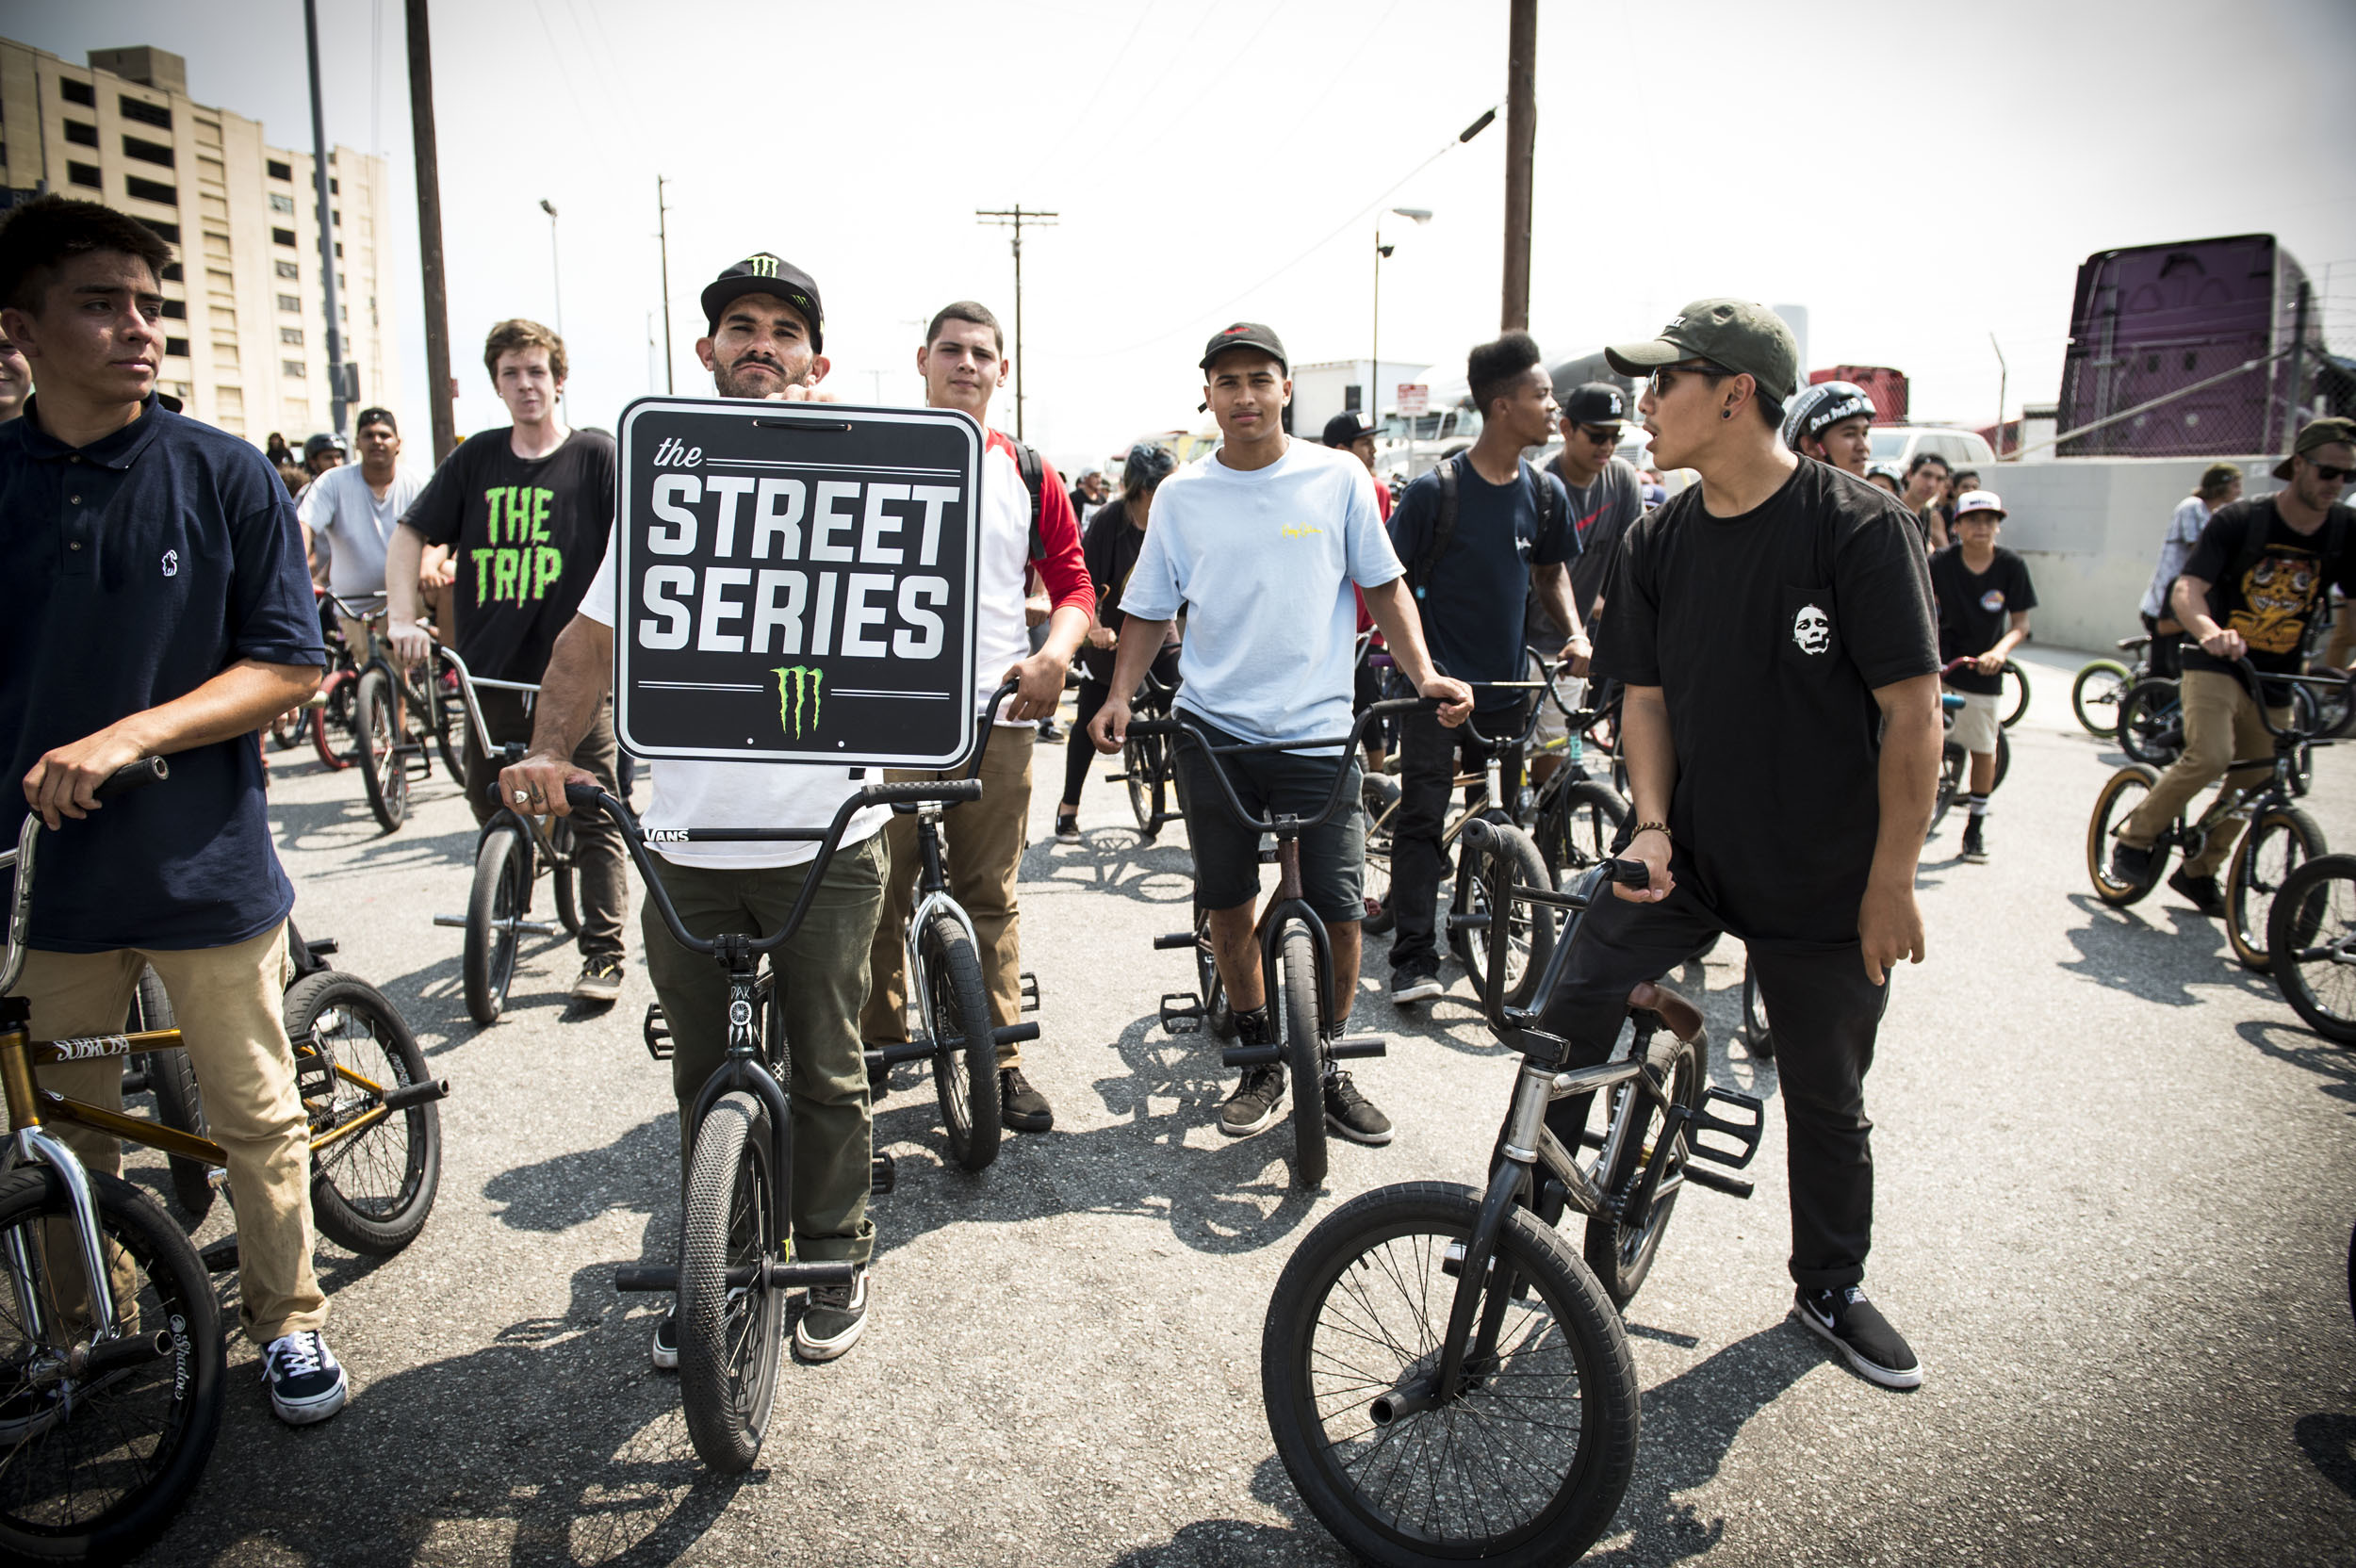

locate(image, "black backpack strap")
[[1523, 457, 1559, 541], [1412, 455, 1461, 599], [1014, 440, 1046, 562]]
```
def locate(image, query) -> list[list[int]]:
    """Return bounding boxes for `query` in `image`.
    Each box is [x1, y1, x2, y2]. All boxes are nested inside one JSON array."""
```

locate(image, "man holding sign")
[[502, 254, 891, 1366]]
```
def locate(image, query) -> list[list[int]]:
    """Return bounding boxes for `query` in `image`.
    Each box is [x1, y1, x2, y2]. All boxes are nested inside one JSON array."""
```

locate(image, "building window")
[[161, 299, 186, 318], [269, 192, 294, 215], [277, 293, 301, 312], [162, 263, 184, 282], [60, 78, 95, 107], [329, 177, 339, 194], [120, 96, 172, 129], [283, 359, 306, 378], [123, 135, 174, 168], [139, 220, 180, 245], [124, 176, 176, 206], [273, 228, 297, 248], [67, 162, 101, 189], [274, 260, 299, 280], [268, 158, 292, 182], [331, 209, 340, 226], [280, 327, 304, 346], [165, 337, 189, 359], [63, 120, 97, 147], [334, 243, 343, 258]]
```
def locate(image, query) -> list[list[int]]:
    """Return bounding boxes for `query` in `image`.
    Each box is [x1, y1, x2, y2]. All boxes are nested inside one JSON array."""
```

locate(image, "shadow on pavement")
[[2056, 892, 2274, 1004], [2234, 1018, 2356, 1105], [2295, 1412, 2356, 1501], [1023, 834, 1197, 912]]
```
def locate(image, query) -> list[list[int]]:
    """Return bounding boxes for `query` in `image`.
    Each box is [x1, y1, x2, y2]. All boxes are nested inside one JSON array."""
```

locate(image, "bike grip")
[[1124, 718, 1177, 737], [1368, 695, 1433, 717], [564, 782, 607, 818], [859, 779, 984, 807], [94, 757, 169, 800], [1609, 857, 1651, 886]]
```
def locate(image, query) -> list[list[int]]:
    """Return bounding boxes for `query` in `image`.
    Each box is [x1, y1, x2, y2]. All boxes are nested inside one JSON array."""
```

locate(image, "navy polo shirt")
[[0, 395, 325, 953]]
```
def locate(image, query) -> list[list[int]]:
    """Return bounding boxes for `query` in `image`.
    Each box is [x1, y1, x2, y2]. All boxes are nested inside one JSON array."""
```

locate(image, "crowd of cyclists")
[[3, 179, 2352, 1493]]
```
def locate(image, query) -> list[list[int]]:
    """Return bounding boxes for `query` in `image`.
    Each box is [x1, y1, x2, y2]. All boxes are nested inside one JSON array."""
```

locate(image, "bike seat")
[[2116, 635, 2150, 653], [1626, 980, 1703, 1043]]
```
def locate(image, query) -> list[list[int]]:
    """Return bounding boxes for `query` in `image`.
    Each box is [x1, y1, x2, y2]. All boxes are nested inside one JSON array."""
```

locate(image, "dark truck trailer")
[[2055, 233, 2349, 457], [1808, 365, 1908, 425]]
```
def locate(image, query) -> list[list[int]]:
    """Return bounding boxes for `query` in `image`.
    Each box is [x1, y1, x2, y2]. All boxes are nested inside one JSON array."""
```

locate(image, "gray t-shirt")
[[296, 462, 423, 597], [1529, 455, 1642, 639]]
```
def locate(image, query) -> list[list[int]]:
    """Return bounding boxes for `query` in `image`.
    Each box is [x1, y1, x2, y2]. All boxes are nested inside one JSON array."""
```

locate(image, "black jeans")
[[1061, 645, 1183, 807], [1536, 866, 1889, 1291], [1387, 708, 1498, 971]]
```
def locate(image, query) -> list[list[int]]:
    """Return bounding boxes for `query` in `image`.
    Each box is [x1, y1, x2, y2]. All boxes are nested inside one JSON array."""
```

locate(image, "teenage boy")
[[385, 319, 628, 1005], [1546, 298, 1941, 1389], [1900, 451, 1950, 549], [1384, 333, 1585, 1004], [2138, 464, 2244, 678], [1088, 323, 1473, 1145], [503, 253, 892, 1365], [1929, 490, 2035, 863], [1783, 381, 1875, 478], [859, 302, 1092, 1134], [2113, 417, 2356, 913], [1530, 382, 1641, 783], [299, 406, 426, 637], [0, 195, 346, 1423]]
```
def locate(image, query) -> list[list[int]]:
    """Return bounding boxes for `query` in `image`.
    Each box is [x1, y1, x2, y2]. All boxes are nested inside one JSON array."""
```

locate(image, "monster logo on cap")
[[701, 253, 826, 351]]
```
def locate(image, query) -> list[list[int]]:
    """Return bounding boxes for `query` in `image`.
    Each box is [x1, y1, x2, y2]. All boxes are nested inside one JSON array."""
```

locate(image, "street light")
[[539, 198, 564, 416], [1373, 206, 1433, 456]]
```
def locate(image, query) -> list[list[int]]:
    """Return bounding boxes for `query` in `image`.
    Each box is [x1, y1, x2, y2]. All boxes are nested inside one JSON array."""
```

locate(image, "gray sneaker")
[[794, 1269, 870, 1362]]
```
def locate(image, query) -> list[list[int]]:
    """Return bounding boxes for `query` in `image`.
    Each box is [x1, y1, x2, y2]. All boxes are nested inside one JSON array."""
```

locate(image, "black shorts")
[[1172, 712, 1365, 923]]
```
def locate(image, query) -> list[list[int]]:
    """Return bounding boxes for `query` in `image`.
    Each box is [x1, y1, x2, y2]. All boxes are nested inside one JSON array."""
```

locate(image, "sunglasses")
[[2309, 461, 2353, 483], [1645, 361, 1729, 397], [1576, 423, 1622, 446]]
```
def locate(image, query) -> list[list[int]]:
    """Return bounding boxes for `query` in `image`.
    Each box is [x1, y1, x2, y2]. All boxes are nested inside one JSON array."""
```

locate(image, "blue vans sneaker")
[[263, 1330, 349, 1425]]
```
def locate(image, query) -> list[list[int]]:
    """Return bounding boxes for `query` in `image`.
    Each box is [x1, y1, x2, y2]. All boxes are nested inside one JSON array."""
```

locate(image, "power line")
[[976, 206, 1059, 440]]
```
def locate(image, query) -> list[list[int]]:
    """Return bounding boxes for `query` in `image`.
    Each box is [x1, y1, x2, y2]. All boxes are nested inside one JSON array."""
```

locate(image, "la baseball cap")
[[1561, 382, 1629, 426], [1955, 489, 2006, 520], [1322, 410, 1382, 447], [2274, 416, 2356, 481], [1200, 321, 1287, 375], [701, 253, 825, 351], [1605, 298, 1799, 404]]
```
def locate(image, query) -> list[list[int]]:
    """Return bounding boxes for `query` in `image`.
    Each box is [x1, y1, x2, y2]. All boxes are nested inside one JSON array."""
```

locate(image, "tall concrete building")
[[0, 40, 399, 449]]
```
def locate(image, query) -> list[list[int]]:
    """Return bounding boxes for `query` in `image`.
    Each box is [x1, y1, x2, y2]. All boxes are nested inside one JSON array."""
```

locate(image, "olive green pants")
[[641, 836, 885, 1265]]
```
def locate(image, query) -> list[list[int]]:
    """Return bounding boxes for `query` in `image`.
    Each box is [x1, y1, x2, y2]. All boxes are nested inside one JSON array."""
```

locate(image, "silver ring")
[[513, 789, 530, 805]]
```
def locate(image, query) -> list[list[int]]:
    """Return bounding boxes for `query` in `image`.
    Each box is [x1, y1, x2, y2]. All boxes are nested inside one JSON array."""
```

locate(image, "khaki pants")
[[2119, 668, 2290, 876], [7, 923, 326, 1344], [860, 727, 1034, 1064]]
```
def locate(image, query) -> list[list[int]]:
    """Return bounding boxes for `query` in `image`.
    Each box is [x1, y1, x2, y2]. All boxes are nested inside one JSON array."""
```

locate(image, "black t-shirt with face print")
[[2178, 496, 2356, 689], [1594, 460, 1939, 945]]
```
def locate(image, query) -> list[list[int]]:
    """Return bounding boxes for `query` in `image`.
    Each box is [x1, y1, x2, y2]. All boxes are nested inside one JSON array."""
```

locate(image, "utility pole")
[[404, 0, 456, 461], [976, 204, 1058, 440], [303, 0, 351, 435], [1500, 0, 1538, 332], [655, 175, 676, 394]]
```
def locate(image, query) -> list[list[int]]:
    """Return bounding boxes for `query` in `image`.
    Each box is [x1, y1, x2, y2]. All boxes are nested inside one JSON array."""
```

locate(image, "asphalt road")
[[134, 642, 2356, 1566]]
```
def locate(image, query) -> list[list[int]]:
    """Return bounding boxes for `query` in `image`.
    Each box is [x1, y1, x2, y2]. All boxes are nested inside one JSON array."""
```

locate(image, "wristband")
[[1632, 821, 1671, 842]]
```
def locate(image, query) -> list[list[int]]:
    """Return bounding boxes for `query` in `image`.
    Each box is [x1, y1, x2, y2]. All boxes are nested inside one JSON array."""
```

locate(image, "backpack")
[[1011, 439, 1047, 564], [1408, 453, 1561, 599]]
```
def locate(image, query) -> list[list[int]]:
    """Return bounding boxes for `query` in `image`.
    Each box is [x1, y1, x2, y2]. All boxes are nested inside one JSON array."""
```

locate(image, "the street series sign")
[[611, 398, 982, 767]]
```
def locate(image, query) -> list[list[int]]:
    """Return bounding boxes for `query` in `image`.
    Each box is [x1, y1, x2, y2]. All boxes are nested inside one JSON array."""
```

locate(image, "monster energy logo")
[[775, 665, 825, 738]]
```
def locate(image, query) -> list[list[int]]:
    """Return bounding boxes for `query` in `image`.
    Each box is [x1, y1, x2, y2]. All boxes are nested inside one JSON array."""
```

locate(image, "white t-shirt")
[[974, 435, 1037, 727], [2140, 495, 2211, 621], [297, 462, 422, 598], [579, 537, 885, 870], [1122, 438, 1402, 749]]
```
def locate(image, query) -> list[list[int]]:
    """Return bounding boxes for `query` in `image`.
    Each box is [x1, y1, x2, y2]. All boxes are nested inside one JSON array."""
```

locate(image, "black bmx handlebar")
[[2225, 656, 2355, 744], [1127, 696, 1425, 836]]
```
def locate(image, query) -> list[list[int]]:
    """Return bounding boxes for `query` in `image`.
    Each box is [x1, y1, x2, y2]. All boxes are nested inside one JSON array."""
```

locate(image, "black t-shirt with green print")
[[401, 427, 614, 683]]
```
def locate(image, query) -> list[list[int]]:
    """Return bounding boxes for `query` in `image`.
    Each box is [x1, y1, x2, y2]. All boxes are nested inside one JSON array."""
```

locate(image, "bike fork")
[[1425, 1062, 1555, 1404], [3, 1126, 121, 1344]]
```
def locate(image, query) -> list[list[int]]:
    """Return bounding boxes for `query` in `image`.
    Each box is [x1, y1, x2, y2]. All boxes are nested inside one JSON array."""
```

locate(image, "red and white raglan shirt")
[[977, 429, 1092, 725]]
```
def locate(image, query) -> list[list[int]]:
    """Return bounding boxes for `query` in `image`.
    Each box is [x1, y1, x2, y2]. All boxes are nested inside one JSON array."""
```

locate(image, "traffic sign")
[[611, 397, 983, 767], [1397, 384, 1429, 416]]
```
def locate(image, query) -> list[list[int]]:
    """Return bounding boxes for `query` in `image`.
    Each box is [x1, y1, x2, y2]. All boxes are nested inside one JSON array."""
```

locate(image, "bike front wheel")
[[2117, 678, 2184, 769], [923, 912, 1001, 1172], [2087, 764, 2164, 906], [286, 970, 442, 1255], [310, 669, 357, 771], [2000, 660, 2031, 727], [1277, 924, 1329, 1188], [463, 824, 530, 1024], [2225, 805, 2326, 972], [1124, 729, 1167, 840], [2268, 854, 2356, 1044], [2071, 660, 2131, 737], [353, 667, 409, 832], [1261, 1181, 1640, 1568], [1451, 820, 1555, 1009], [678, 1092, 785, 1474], [0, 1165, 225, 1563], [126, 969, 214, 1224], [1740, 958, 1774, 1059], [1583, 1023, 1707, 1307], [1540, 779, 1627, 891], [1359, 774, 1399, 933]]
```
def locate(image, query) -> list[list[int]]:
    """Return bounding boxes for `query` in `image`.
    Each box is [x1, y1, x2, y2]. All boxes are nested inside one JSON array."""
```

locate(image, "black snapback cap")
[[701, 253, 825, 352], [1200, 321, 1287, 374]]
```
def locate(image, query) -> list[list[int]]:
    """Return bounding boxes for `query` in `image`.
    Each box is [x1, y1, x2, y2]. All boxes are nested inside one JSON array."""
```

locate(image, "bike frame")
[[895, 683, 1017, 1054], [2152, 662, 2351, 851]]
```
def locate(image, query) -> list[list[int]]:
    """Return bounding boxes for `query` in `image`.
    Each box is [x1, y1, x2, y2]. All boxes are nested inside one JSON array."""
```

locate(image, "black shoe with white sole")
[[649, 1308, 679, 1371], [1794, 1285, 1922, 1389], [1322, 1070, 1392, 1145], [1219, 1066, 1285, 1137], [1000, 1066, 1053, 1133], [263, 1330, 349, 1425], [794, 1270, 869, 1362], [1389, 959, 1444, 1005]]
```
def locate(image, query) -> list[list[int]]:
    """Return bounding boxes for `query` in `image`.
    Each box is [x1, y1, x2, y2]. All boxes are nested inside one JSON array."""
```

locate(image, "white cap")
[[1955, 489, 2005, 519]]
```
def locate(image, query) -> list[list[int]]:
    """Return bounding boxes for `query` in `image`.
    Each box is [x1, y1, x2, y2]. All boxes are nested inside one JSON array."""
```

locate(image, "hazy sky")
[[14, 0, 2353, 471]]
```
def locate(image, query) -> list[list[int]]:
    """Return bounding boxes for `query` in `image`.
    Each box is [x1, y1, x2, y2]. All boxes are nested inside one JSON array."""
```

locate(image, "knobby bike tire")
[[1583, 1023, 1708, 1307], [1451, 819, 1555, 1010], [1741, 956, 1774, 1060], [1260, 1181, 1639, 1568], [285, 970, 441, 1255], [2268, 854, 2356, 1045], [1124, 729, 1166, 840], [310, 669, 356, 771], [2071, 661, 2132, 738], [2087, 764, 2163, 906], [353, 667, 409, 832], [678, 1091, 785, 1474], [2117, 678, 2184, 769], [1279, 925, 1328, 1189], [269, 704, 309, 752], [1541, 779, 1627, 891], [924, 912, 1002, 1172], [548, 817, 581, 937], [463, 825, 529, 1024], [2001, 660, 2031, 727], [434, 674, 469, 779], [125, 969, 215, 1224], [0, 1165, 225, 1564], [1929, 742, 1966, 837], [2225, 805, 2327, 972], [1359, 773, 1400, 933], [1194, 906, 1235, 1042]]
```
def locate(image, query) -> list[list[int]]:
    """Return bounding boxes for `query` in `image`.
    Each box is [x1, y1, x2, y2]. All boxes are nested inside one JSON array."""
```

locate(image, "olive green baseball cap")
[[2273, 416, 2356, 481], [1604, 298, 1799, 404]]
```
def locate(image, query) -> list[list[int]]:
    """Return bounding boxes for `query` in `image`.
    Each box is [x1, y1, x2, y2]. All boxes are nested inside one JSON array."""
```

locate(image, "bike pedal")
[[1152, 932, 1198, 951], [1158, 993, 1205, 1032], [1326, 1035, 1387, 1060], [1687, 1086, 1767, 1169], [1019, 972, 1040, 1012], [199, 1237, 240, 1275], [642, 1003, 674, 1061], [870, 1153, 896, 1196], [1221, 1044, 1283, 1069], [1104, 771, 1130, 783], [992, 1022, 1040, 1048], [867, 1041, 934, 1068]]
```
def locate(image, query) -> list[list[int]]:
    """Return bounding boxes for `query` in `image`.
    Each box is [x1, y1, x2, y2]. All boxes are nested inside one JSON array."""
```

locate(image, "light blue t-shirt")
[[1122, 439, 1403, 749]]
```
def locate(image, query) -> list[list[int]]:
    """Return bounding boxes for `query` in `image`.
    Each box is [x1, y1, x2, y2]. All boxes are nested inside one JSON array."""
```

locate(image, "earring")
[[1721, 408, 1733, 420]]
